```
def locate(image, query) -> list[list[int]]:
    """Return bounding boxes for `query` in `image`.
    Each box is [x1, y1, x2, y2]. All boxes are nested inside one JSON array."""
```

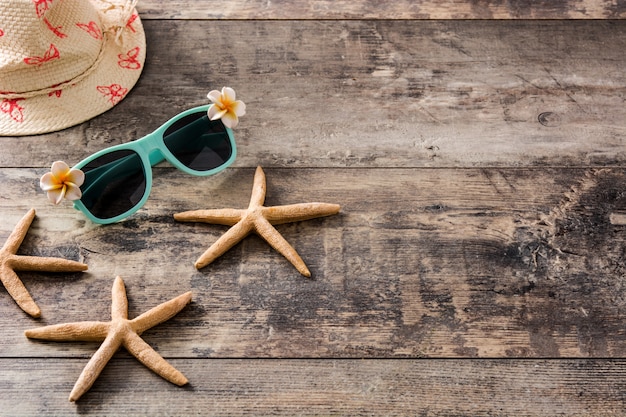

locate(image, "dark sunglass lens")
[[163, 112, 233, 171], [79, 150, 146, 220]]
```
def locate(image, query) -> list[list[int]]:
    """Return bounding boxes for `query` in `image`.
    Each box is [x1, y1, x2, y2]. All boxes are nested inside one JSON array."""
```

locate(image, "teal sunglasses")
[[72, 105, 236, 224]]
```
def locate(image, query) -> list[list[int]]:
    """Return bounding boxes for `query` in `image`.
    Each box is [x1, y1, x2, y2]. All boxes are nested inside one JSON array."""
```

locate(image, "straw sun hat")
[[0, 0, 146, 136]]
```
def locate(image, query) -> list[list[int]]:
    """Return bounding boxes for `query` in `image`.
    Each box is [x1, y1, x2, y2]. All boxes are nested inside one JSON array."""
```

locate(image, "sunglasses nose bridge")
[[148, 148, 166, 167], [135, 134, 166, 167]]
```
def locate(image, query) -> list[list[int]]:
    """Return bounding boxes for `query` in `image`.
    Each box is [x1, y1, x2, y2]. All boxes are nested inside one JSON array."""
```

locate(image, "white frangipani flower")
[[207, 87, 246, 128]]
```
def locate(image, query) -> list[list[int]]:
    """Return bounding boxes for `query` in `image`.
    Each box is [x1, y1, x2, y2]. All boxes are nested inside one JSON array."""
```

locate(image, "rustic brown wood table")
[[2, 1, 626, 415]]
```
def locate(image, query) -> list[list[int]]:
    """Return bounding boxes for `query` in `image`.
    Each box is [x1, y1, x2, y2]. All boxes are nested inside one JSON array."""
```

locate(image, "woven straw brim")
[[0, 4, 146, 136]]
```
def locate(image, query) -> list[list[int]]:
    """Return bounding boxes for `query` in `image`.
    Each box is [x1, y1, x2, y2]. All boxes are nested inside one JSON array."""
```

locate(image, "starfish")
[[25, 276, 192, 402], [1, 208, 88, 317], [174, 166, 340, 277]]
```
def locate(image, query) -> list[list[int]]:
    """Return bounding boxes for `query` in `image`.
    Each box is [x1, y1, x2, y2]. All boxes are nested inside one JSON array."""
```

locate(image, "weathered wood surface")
[[2, 359, 626, 416], [137, 0, 626, 19], [2, 167, 626, 359], [1, 5, 626, 417], [2, 20, 625, 169]]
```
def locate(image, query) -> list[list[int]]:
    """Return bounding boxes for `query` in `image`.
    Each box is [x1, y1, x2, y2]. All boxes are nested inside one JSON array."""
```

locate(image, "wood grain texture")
[[137, 0, 626, 19], [2, 4, 626, 414], [2, 359, 625, 416], [2, 167, 626, 359], [1, 20, 625, 168]]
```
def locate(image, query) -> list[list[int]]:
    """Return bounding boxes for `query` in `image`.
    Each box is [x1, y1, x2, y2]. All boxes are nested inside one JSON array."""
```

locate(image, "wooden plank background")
[[1, 1, 626, 415], [137, 0, 626, 19], [2, 359, 626, 416], [3, 20, 625, 169]]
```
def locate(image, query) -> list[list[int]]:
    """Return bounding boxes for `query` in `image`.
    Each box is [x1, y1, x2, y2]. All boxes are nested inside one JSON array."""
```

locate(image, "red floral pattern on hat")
[[23, 44, 60, 66], [118, 47, 142, 70], [1, 99, 25, 123], [97, 84, 128, 105], [76, 21, 102, 39], [44, 17, 67, 38], [48, 85, 63, 98], [126, 13, 139, 32], [33, 0, 53, 18], [0, 29, 4, 37]]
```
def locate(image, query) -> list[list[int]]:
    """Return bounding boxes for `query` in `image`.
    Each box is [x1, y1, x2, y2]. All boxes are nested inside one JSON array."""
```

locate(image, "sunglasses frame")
[[72, 104, 237, 224]]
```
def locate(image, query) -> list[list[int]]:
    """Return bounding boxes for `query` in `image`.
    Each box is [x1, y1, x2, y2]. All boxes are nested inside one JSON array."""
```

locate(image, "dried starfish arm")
[[1, 209, 36, 253], [69, 331, 123, 402], [263, 203, 341, 225], [253, 216, 311, 277], [194, 219, 254, 269], [1, 208, 88, 317], [2, 265, 41, 317], [111, 276, 129, 320], [25, 322, 111, 341], [9, 255, 88, 272], [123, 331, 188, 386], [131, 291, 192, 334], [174, 209, 244, 226], [249, 166, 267, 207]]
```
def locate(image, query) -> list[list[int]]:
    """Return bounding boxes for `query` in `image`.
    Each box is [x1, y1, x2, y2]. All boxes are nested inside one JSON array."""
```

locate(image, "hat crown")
[[0, 0, 145, 136], [0, 0, 104, 95]]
